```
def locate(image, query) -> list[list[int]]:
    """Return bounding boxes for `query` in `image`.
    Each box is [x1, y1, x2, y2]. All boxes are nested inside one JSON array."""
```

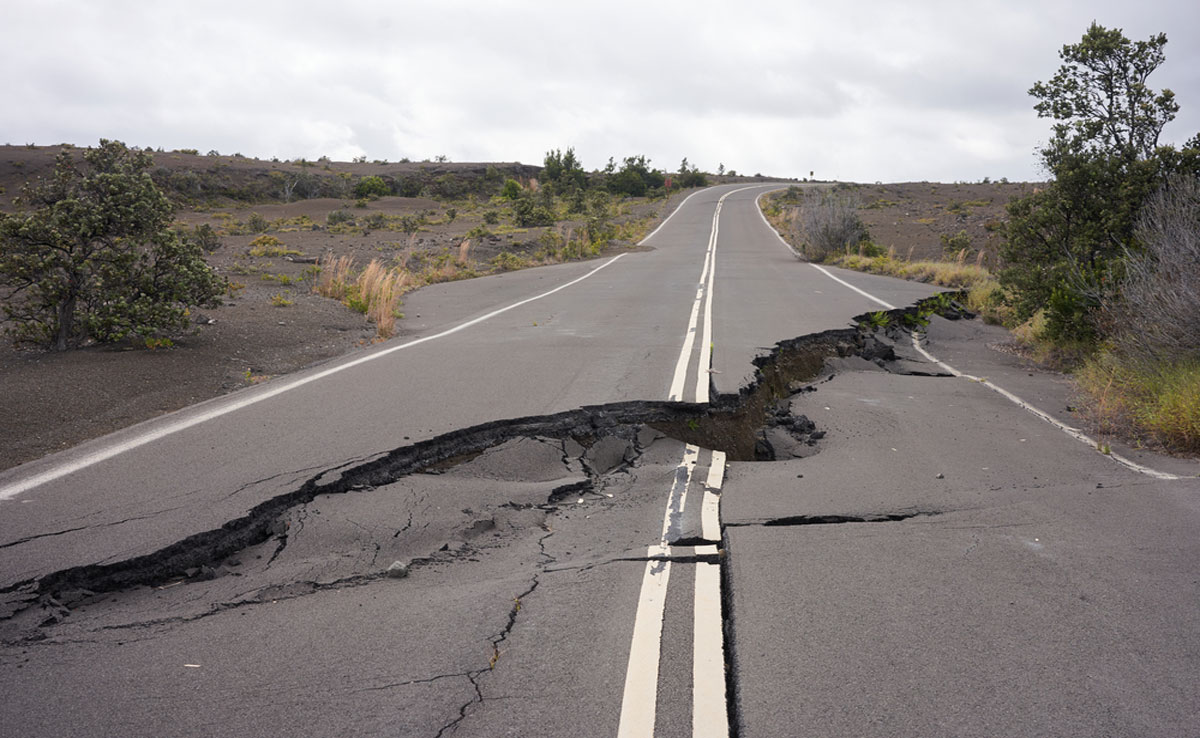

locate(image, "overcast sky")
[[4, 0, 1198, 182]]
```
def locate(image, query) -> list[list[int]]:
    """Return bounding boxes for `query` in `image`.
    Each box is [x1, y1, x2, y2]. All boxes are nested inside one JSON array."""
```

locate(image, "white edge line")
[[809, 264, 895, 310], [3, 186, 729, 500], [804, 258, 1183, 481], [753, 189, 801, 258], [1, 252, 634, 500], [640, 186, 710, 245], [908, 334, 1182, 481]]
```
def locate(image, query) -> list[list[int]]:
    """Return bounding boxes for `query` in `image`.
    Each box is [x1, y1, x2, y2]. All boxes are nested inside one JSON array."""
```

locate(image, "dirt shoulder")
[[0, 167, 694, 471]]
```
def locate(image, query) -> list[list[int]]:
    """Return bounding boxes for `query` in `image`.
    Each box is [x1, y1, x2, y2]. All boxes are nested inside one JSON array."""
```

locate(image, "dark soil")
[[848, 181, 1039, 263], [0, 145, 690, 470], [0, 145, 1041, 472]]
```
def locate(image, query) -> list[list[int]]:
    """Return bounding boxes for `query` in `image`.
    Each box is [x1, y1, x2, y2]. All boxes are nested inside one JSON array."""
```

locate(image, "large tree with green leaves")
[[0, 140, 226, 350], [1002, 23, 1198, 342]]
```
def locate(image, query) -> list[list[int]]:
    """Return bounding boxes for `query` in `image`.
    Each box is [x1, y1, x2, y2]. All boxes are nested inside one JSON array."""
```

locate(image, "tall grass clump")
[[312, 255, 406, 338], [355, 259, 406, 338], [1077, 355, 1200, 453], [313, 254, 355, 300]]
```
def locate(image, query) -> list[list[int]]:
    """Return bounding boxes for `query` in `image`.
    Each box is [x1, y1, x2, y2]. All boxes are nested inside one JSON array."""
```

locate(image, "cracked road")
[[2, 184, 1199, 737]]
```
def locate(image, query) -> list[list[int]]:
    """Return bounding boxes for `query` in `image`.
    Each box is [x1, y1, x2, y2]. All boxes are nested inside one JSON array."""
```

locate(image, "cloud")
[[2, 0, 1197, 182]]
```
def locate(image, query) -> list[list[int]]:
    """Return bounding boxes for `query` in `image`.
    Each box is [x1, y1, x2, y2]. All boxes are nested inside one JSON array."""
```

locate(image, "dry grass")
[[355, 259, 407, 338], [832, 253, 992, 289], [830, 252, 1014, 326], [313, 254, 355, 300], [312, 255, 406, 339], [1077, 353, 1200, 453]]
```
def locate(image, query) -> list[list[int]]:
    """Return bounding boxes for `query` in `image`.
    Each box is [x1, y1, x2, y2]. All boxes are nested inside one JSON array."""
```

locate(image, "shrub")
[[482, 209, 500, 225], [511, 194, 555, 227], [0, 139, 225, 349], [1103, 175, 1200, 362], [605, 155, 665, 197], [327, 209, 355, 226], [940, 229, 972, 256], [247, 235, 300, 257], [241, 212, 268, 233], [354, 175, 390, 198], [190, 223, 222, 252], [500, 179, 522, 200], [797, 190, 868, 261], [491, 251, 528, 271]]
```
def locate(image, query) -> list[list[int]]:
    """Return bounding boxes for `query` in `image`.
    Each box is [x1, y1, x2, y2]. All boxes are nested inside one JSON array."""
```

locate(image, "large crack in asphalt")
[[1, 294, 969, 736]]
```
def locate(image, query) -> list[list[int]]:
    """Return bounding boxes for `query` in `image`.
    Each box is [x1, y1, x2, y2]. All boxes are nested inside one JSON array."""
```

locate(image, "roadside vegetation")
[[1, 142, 714, 347], [764, 23, 1200, 453], [0, 140, 226, 350]]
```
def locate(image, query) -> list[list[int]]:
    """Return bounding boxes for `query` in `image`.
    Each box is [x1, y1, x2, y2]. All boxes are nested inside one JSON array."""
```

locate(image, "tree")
[[1002, 24, 1198, 342], [0, 139, 226, 350], [1029, 24, 1177, 164], [677, 156, 709, 188], [541, 147, 587, 193], [605, 156, 665, 197]]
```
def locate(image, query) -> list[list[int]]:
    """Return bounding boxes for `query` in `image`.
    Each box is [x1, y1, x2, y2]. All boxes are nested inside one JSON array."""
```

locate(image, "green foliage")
[[511, 193, 556, 227], [861, 311, 891, 329], [541, 148, 587, 192], [353, 175, 390, 198], [190, 223, 221, 252], [940, 229, 972, 255], [500, 179, 522, 200], [676, 157, 709, 188], [247, 234, 300, 257], [246, 212, 269, 233], [1078, 352, 1200, 452], [482, 209, 500, 225], [605, 156, 665, 197], [1002, 23, 1199, 343], [397, 214, 424, 235], [0, 139, 226, 349], [490, 251, 527, 271]]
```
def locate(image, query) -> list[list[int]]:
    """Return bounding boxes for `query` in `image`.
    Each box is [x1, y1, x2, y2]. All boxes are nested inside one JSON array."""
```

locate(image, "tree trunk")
[[54, 294, 76, 351]]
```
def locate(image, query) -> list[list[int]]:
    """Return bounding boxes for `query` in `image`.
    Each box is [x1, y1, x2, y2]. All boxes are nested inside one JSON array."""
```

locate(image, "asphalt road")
[[1, 183, 1197, 737]]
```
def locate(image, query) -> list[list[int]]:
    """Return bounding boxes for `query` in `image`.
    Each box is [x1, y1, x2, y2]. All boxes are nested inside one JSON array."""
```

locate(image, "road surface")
[[1, 183, 1197, 737]]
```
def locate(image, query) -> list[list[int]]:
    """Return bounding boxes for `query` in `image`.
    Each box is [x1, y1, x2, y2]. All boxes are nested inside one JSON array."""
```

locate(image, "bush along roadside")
[[761, 25, 1199, 455]]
